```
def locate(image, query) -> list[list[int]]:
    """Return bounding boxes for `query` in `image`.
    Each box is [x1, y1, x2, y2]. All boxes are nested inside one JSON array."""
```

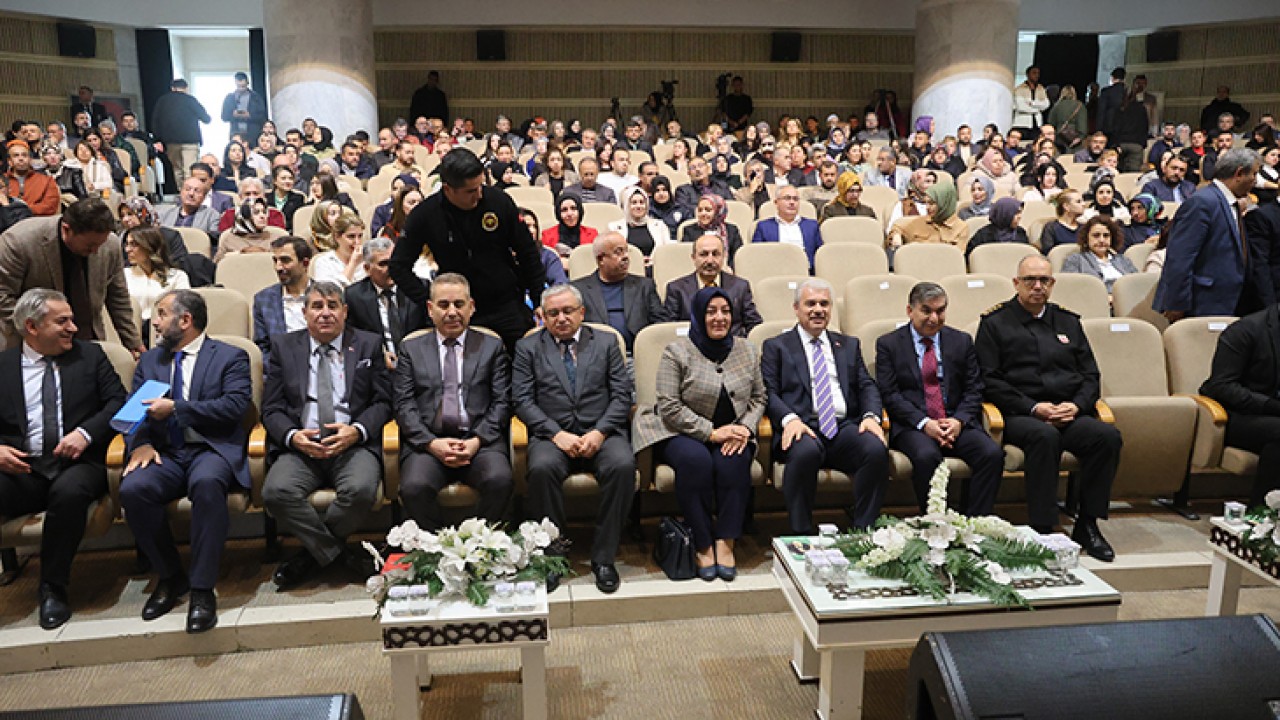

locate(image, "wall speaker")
[[56, 22, 97, 59], [906, 615, 1280, 720], [1146, 31, 1180, 63], [477, 30, 506, 62], [771, 32, 801, 63]]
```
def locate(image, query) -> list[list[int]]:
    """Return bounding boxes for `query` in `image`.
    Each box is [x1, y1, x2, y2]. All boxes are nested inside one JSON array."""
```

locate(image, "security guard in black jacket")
[[974, 255, 1122, 562], [389, 150, 546, 352]]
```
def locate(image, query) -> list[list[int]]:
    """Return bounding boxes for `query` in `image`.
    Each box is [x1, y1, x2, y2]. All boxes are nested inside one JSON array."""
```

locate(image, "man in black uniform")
[[975, 255, 1122, 561], [388, 150, 546, 352]]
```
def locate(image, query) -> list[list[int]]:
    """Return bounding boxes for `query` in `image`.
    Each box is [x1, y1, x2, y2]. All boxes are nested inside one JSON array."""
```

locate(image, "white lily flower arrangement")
[[1238, 490, 1280, 566], [364, 517, 572, 609], [833, 463, 1054, 608]]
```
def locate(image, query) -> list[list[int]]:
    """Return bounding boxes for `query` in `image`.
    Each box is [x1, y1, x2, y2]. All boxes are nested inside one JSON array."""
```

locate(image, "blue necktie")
[[561, 339, 576, 393], [810, 338, 838, 439], [169, 350, 185, 449]]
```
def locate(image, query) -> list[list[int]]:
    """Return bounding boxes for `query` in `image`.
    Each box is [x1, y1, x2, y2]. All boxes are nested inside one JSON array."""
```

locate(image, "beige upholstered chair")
[[820, 216, 885, 245], [1123, 243, 1155, 270], [173, 227, 212, 259], [814, 243, 890, 297], [967, 243, 1041, 278], [651, 243, 692, 301], [581, 202, 623, 231], [939, 274, 1013, 330], [859, 186, 900, 230], [1112, 272, 1168, 332], [290, 205, 317, 239], [1050, 274, 1111, 319], [505, 186, 554, 207], [733, 243, 809, 288], [191, 287, 252, 338], [893, 243, 966, 282], [1046, 243, 1077, 273], [753, 275, 819, 324], [842, 275, 917, 336], [215, 252, 280, 302]]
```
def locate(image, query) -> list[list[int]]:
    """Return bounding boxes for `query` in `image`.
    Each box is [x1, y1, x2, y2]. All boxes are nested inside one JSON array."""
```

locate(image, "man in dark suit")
[[1200, 303, 1280, 507], [394, 273, 512, 530], [253, 236, 314, 365], [120, 290, 253, 632], [875, 282, 1004, 516], [513, 284, 634, 593], [345, 237, 428, 370], [0, 289, 125, 629], [68, 86, 109, 131], [976, 256, 1122, 561], [761, 278, 890, 534], [750, 186, 823, 272], [572, 232, 666, 353], [1155, 148, 1263, 321], [1244, 197, 1280, 307], [663, 234, 762, 338], [1096, 68, 1127, 137], [261, 282, 392, 590]]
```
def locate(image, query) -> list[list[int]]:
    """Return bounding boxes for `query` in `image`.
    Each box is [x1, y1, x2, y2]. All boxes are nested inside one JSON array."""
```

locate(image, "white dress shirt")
[[780, 326, 847, 429], [437, 330, 470, 430], [21, 342, 77, 455], [281, 288, 308, 333], [776, 215, 804, 251]]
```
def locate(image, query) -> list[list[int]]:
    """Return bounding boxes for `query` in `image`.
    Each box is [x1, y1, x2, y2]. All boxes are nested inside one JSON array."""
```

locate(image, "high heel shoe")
[[715, 565, 737, 581], [697, 565, 718, 581]]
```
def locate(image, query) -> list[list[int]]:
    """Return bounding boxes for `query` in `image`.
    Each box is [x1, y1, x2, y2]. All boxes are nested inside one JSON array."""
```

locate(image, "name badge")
[[1057, 334, 1070, 344]]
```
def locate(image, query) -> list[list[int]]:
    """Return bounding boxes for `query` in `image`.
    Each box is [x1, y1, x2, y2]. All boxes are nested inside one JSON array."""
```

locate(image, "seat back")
[[366, 173, 395, 205], [209, 334, 264, 430], [505, 185, 554, 207], [747, 320, 795, 349], [1018, 200, 1057, 229], [192, 287, 252, 337], [633, 322, 689, 406], [215, 252, 279, 301], [967, 243, 1041, 277], [892, 243, 966, 282], [523, 200, 557, 238], [1082, 318, 1168, 397], [173, 226, 212, 259], [733, 242, 809, 288], [96, 340, 137, 390], [854, 318, 905, 378], [754, 275, 813, 323], [820, 216, 884, 245], [1163, 316, 1238, 394], [291, 205, 317, 239], [1112, 272, 1168, 332], [651, 243, 692, 300], [964, 215, 990, 237], [814, 242, 889, 292], [842, 274, 917, 335], [581, 202, 623, 230], [757, 200, 817, 221], [567, 243, 643, 280], [1123, 242, 1155, 270], [939, 274, 1012, 330], [859, 186, 899, 228], [725, 200, 754, 235], [1046, 243, 1077, 272], [1050, 273, 1111, 319]]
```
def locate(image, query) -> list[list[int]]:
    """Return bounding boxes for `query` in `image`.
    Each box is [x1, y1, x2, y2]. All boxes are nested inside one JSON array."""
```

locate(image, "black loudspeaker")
[[771, 31, 802, 62], [1147, 31, 1181, 63], [907, 615, 1280, 720], [477, 30, 506, 62], [0, 693, 364, 719], [56, 22, 97, 59]]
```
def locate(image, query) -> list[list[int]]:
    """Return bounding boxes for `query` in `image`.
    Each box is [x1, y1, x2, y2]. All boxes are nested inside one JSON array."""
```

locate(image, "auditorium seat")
[[582, 202, 623, 230], [1017, 200, 1057, 230], [963, 215, 990, 238], [814, 242, 889, 294], [939, 274, 1011, 329], [842, 274, 917, 336], [1162, 316, 1258, 480], [746, 320, 794, 349], [1112, 272, 1168, 331], [1082, 317, 1197, 499], [1114, 172, 1143, 200], [734, 242, 809, 288], [757, 199, 818, 221], [892, 243, 966, 281], [1049, 273, 1111, 319], [366, 173, 395, 205], [191, 287, 252, 338], [1046, 243, 1076, 272], [173, 226, 212, 259], [216, 252, 280, 302], [567, 243, 643, 280], [631, 322, 768, 493], [967, 242, 1039, 277], [1123, 242, 1155, 270], [290, 205, 316, 238], [819, 216, 885, 245], [754, 275, 825, 325], [522, 200, 557, 238], [675, 219, 749, 247], [505, 185, 553, 207], [859, 186, 900, 230], [725, 200, 755, 236], [650, 243, 691, 301]]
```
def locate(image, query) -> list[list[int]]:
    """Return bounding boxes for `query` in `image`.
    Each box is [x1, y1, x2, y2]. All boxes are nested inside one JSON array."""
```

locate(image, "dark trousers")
[[475, 302, 534, 355], [400, 445, 512, 531], [0, 461, 106, 588], [1224, 414, 1280, 507], [892, 426, 1005, 516], [779, 424, 890, 533], [263, 446, 381, 566], [1003, 415, 1122, 528], [119, 446, 234, 590], [526, 435, 635, 565], [661, 435, 754, 550]]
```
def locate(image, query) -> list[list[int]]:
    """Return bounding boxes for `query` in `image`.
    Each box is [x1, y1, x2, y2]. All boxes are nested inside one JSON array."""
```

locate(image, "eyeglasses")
[[543, 306, 582, 319], [1017, 276, 1056, 287]]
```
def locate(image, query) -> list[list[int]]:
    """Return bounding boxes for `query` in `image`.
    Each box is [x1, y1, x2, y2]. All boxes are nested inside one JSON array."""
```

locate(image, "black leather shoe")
[[186, 589, 217, 633], [38, 583, 71, 630], [592, 563, 620, 594], [142, 575, 190, 621], [339, 546, 375, 583], [273, 550, 323, 590], [1071, 519, 1115, 563]]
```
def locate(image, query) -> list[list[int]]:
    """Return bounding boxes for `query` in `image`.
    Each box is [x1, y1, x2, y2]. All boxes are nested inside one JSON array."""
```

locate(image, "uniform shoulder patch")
[[1048, 302, 1080, 318], [981, 301, 1008, 317]]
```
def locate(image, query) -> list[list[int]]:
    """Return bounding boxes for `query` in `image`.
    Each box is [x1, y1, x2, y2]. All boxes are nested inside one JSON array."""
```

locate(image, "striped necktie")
[[810, 338, 838, 439]]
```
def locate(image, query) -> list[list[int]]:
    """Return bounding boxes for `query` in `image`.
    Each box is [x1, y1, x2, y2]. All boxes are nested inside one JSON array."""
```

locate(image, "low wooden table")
[[1206, 517, 1280, 616], [380, 587, 550, 720], [772, 536, 1121, 720]]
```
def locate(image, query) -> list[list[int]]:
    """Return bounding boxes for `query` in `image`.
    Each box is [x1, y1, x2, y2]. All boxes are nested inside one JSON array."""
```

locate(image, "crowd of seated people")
[[1, 71, 1278, 637]]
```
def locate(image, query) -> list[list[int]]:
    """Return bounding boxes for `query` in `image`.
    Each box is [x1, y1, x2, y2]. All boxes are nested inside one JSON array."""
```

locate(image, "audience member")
[[888, 183, 969, 251], [751, 185, 823, 272], [679, 194, 743, 263], [1199, 86, 1250, 134], [1140, 155, 1195, 203], [663, 234, 762, 337], [150, 79, 210, 188], [818, 171, 877, 223], [252, 235, 313, 363], [1038, 189, 1085, 251], [1061, 215, 1139, 293], [4, 142, 58, 216], [608, 186, 669, 265], [541, 193, 598, 251], [214, 198, 274, 262], [563, 157, 616, 205], [571, 232, 666, 353], [964, 197, 1029, 259], [39, 143, 85, 202], [862, 147, 912, 198], [124, 226, 191, 335]]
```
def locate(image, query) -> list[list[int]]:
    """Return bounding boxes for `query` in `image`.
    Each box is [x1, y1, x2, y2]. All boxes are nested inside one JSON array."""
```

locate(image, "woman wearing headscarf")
[[118, 196, 190, 265], [680, 193, 743, 264], [958, 175, 995, 220], [963, 197, 1030, 259], [1122, 194, 1164, 249], [822, 126, 848, 161], [39, 143, 86, 202], [710, 154, 740, 190], [632, 287, 766, 581], [888, 169, 936, 225], [215, 197, 274, 262], [648, 175, 684, 234], [819, 171, 878, 224], [304, 126, 336, 161], [540, 192, 598, 251], [1081, 177, 1130, 224], [974, 148, 1018, 198], [887, 182, 970, 251], [924, 145, 964, 179], [487, 160, 518, 190], [608, 186, 671, 267]]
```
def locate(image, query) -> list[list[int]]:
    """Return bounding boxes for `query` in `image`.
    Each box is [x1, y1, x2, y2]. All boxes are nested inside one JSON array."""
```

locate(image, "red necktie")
[[921, 337, 945, 420]]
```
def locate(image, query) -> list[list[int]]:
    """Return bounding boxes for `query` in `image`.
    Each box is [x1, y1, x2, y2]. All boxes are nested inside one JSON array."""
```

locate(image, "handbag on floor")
[[654, 516, 697, 581]]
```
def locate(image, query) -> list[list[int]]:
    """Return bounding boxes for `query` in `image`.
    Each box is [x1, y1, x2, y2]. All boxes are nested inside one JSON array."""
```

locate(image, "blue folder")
[[110, 380, 171, 435]]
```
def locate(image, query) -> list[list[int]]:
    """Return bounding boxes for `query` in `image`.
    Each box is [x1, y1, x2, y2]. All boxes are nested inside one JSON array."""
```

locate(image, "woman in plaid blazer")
[[632, 287, 766, 581]]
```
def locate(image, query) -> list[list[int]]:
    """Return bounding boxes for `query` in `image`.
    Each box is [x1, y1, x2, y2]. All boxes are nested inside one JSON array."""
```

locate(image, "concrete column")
[[911, 0, 1020, 140], [263, 0, 377, 143]]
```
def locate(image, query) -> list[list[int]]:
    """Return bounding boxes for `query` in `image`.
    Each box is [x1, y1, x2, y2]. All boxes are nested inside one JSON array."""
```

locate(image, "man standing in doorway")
[[221, 72, 267, 146], [150, 79, 210, 191]]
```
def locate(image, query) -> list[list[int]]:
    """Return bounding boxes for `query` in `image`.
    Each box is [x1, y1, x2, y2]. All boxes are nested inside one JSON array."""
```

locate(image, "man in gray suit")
[[572, 232, 666, 353], [261, 282, 392, 590], [860, 147, 913, 199], [513, 284, 634, 593], [156, 177, 220, 235], [394, 273, 512, 530], [663, 234, 762, 338]]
